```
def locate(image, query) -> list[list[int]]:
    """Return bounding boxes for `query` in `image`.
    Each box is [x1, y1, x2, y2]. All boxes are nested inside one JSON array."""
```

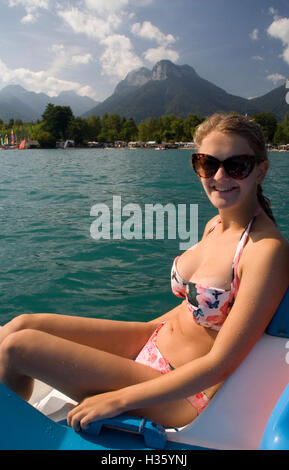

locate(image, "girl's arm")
[[67, 237, 289, 430]]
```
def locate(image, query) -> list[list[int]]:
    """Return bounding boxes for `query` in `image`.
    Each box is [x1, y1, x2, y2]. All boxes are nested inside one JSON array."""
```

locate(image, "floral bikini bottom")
[[135, 322, 209, 415]]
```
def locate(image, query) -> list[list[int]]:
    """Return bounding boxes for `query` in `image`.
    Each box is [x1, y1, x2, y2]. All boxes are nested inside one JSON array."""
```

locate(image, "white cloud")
[[131, 21, 179, 66], [8, 0, 50, 23], [0, 57, 96, 97], [84, 0, 153, 12], [49, 44, 93, 74], [71, 54, 93, 66], [8, 0, 49, 9], [144, 46, 179, 64], [249, 28, 259, 40], [84, 0, 129, 12], [57, 7, 148, 79], [267, 17, 289, 65], [57, 7, 120, 40], [266, 73, 285, 85], [100, 34, 143, 79], [21, 13, 36, 23], [131, 21, 176, 47], [251, 55, 264, 61], [10, 1, 179, 82], [50, 44, 64, 54], [268, 6, 279, 20]]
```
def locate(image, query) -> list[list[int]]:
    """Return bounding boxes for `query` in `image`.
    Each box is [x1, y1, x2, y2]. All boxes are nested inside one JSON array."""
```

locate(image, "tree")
[[170, 116, 184, 141], [119, 118, 138, 141], [137, 118, 151, 142], [251, 112, 277, 143], [158, 115, 184, 142], [184, 114, 204, 140], [42, 104, 74, 141], [100, 113, 122, 142], [86, 115, 101, 141], [68, 117, 90, 145], [31, 123, 56, 148], [273, 114, 289, 144], [137, 117, 161, 142], [162, 129, 175, 142]]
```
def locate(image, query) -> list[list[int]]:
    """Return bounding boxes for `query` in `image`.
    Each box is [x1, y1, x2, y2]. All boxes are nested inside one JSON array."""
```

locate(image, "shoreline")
[[1, 147, 288, 152], [1, 142, 288, 152]]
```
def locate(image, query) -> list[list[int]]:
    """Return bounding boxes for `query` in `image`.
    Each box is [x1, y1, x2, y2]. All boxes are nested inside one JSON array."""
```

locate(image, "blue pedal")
[[85, 414, 167, 449]]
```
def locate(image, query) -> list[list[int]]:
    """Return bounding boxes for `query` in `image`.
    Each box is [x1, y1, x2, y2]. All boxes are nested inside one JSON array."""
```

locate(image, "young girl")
[[0, 113, 288, 430]]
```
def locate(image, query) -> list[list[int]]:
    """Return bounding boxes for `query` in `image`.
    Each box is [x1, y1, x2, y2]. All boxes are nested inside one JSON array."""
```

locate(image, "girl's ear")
[[256, 160, 269, 185]]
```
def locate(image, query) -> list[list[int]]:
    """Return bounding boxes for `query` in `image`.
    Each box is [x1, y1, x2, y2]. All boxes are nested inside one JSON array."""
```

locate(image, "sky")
[[0, 0, 288, 102]]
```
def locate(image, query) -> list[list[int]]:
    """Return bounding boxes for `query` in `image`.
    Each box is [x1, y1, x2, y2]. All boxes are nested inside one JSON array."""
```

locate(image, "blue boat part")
[[79, 413, 167, 449], [259, 383, 289, 450], [0, 382, 200, 450], [266, 287, 289, 338]]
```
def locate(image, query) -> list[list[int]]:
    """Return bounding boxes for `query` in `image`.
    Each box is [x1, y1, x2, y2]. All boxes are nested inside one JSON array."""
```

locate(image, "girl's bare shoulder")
[[201, 214, 220, 239], [241, 212, 289, 276]]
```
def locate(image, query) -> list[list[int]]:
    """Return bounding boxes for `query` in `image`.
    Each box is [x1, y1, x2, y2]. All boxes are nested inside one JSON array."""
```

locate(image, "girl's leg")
[[0, 328, 195, 427], [0, 313, 156, 359]]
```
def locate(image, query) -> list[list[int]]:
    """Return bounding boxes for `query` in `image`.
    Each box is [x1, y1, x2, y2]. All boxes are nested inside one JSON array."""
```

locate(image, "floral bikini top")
[[171, 206, 261, 331]]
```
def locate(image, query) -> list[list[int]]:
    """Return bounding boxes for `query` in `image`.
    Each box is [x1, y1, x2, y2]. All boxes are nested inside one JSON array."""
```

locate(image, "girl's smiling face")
[[197, 130, 268, 210]]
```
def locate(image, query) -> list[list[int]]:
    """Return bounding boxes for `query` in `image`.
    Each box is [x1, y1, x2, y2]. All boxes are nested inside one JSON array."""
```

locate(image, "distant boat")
[[19, 140, 26, 150], [64, 140, 75, 149]]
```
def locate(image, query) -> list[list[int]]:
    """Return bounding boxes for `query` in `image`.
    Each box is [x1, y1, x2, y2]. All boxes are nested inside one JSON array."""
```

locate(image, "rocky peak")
[[152, 60, 198, 81], [115, 67, 152, 93], [125, 67, 152, 86]]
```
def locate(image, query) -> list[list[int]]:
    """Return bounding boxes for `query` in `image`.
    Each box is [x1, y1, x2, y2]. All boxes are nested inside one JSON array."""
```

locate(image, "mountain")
[[248, 85, 288, 121], [84, 60, 288, 123], [52, 91, 98, 118], [0, 85, 42, 122], [0, 85, 99, 122], [1, 63, 287, 124]]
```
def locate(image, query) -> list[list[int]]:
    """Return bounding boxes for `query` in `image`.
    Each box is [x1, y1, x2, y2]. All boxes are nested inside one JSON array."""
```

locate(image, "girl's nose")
[[213, 163, 228, 180]]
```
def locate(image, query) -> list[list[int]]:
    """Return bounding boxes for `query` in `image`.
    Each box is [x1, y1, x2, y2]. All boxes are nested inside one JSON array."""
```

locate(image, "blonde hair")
[[193, 113, 276, 224]]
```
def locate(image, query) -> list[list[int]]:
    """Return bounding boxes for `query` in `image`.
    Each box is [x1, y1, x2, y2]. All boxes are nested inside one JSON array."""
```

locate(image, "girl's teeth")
[[214, 187, 236, 192]]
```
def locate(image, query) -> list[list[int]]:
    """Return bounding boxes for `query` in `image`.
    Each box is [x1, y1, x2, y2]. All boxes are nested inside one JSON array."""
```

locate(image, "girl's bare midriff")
[[157, 302, 218, 368], [156, 303, 223, 399]]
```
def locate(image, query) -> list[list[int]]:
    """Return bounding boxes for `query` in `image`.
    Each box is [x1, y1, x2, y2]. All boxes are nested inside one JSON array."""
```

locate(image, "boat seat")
[[166, 287, 289, 449]]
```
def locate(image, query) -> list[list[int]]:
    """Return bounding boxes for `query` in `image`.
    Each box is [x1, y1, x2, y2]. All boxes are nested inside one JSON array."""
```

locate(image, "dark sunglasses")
[[191, 153, 256, 180]]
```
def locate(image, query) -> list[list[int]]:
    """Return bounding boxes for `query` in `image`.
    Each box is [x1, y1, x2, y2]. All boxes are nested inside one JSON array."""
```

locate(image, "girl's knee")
[[0, 331, 36, 400], [6, 314, 41, 333], [0, 329, 38, 365]]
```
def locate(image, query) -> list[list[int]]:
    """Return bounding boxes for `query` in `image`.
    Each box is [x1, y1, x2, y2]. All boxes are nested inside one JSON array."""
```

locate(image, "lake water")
[[0, 148, 288, 325]]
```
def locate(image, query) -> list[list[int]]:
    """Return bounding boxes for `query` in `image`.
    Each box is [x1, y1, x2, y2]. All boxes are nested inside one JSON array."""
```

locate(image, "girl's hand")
[[66, 390, 128, 432]]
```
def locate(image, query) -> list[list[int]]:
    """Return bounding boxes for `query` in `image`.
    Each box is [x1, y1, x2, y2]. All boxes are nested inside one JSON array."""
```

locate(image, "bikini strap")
[[231, 203, 261, 290], [206, 217, 221, 236]]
